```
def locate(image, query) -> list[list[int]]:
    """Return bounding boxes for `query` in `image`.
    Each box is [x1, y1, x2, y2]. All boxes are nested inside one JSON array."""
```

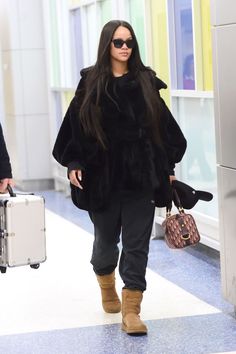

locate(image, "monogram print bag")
[[162, 189, 200, 249]]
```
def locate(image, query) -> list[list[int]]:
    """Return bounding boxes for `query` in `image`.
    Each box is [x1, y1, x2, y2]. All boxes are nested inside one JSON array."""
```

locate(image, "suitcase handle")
[[7, 185, 16, 197], [7, 184, 35, 197]]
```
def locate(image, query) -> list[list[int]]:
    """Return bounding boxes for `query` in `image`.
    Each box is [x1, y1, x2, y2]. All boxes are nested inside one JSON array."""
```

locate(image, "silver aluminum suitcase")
[[0, 187, 46, 273]]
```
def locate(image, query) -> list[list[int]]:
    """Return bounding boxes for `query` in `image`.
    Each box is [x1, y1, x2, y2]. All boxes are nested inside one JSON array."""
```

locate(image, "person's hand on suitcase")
[[69, 169, 83, 189], [0, 178, 14, 193]]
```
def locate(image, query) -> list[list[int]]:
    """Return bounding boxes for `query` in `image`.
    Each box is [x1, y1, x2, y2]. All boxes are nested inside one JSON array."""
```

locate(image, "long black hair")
[[79, 20, 161, 149]]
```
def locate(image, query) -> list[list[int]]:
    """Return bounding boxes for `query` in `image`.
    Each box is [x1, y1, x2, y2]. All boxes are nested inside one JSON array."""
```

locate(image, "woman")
[[53, 20, 187, 335]]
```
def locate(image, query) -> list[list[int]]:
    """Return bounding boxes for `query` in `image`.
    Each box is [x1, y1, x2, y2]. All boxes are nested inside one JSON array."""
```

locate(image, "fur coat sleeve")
[[52, 76, 86, 172], [154, 77, 187, 175], [160, 97, 187, 174]]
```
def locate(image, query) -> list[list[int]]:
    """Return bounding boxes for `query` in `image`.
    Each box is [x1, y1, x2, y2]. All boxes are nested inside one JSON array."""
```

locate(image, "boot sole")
[[103, 308, 121, 313], [121, 322, 147, 336]]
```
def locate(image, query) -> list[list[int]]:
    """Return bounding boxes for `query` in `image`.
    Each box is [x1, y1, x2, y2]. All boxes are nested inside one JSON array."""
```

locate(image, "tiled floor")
[[0, 190, 236, 354]]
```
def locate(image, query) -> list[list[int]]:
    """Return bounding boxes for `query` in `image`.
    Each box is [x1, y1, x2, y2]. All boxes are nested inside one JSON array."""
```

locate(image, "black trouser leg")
[[119, 190, 155, 291], [89, 190, 155, 290], [89, 198, 121, 276]]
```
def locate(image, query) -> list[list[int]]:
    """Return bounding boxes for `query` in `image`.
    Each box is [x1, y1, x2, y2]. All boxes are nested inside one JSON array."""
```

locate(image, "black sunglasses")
[[111, 38, 135, 49]]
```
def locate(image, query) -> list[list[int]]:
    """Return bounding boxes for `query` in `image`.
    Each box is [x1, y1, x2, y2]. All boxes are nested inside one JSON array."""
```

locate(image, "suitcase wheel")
[[0, 266, 7, 274], [30, 264, 40, 269]]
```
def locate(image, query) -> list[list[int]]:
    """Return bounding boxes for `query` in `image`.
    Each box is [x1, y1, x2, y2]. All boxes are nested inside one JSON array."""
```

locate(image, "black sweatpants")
[[89, 190, 155, 291]]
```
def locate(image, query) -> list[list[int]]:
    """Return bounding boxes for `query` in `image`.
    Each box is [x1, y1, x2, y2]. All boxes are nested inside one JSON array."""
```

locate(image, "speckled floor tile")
[[1, 313, 236, 354]]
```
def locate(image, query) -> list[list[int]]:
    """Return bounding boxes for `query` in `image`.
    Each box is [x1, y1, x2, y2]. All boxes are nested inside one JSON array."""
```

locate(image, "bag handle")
[[173, 188, 184, 210], [166, 187, 184, 217]]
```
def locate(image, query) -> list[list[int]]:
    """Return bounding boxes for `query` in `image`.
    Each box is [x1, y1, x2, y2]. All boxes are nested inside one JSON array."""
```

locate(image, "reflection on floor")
[[0, 190, 236, 354]]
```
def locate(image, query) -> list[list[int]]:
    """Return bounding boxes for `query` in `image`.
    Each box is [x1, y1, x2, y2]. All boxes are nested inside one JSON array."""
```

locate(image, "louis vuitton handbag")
[[162, 188, 200, 249]]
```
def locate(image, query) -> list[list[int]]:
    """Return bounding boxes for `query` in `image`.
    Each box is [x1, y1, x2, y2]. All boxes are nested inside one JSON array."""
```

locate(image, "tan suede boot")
[[96, 271, 121, 313], [122, 289, 147, 335]]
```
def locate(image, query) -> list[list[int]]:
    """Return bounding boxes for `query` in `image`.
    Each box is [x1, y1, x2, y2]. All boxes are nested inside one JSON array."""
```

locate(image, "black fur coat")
[[52, 70, 187, 211]]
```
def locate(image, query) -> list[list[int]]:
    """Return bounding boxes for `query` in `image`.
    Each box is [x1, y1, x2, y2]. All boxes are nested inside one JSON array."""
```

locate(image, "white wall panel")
[[2, 49, 49, 116], [211, 25, 236, 168], [2, 51, 24, 116], [0, 0, 52, 187], [0, 0, 20, 51], [21, 50, 48, 115], [6, 115, 28, 179], [217, 166, 236, 305], [211, 0, 236, 308], [18, 0, 45, 49], [211, 0, 236, 26], [24, 115, 51, 179], [5, 114, 52, 180]]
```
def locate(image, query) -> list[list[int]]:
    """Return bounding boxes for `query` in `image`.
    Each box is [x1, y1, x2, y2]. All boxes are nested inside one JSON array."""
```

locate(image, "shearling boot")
[[96, 271, 121, 313], [122, 289, 147, 335]]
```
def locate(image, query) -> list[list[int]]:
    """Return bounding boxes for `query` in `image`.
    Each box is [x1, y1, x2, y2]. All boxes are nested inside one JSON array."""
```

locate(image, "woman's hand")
[[0, 178, 14, 193], [169, 175, 176, 184], [69, 169, 83, 189]]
